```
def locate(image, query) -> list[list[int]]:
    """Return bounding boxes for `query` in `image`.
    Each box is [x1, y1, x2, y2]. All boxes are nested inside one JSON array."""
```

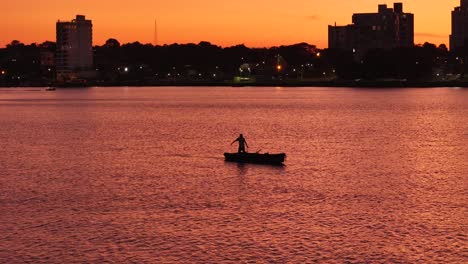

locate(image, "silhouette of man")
[[231, 134, 249, 153]]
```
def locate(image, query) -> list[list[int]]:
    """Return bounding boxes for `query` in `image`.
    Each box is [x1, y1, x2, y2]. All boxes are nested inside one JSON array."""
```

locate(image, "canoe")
[[224, 152, 286, 165]]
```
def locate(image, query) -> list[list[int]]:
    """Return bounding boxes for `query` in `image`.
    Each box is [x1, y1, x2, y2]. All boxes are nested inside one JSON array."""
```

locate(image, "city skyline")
[[0, 1, 459, 48]]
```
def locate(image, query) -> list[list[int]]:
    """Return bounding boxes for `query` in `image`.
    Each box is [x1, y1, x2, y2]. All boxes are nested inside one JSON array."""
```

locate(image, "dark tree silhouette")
[[0, 38, 459, 86]]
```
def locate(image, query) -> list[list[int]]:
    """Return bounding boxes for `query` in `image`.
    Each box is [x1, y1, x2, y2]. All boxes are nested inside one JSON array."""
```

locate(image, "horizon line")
[[0, 38, 449, 50]]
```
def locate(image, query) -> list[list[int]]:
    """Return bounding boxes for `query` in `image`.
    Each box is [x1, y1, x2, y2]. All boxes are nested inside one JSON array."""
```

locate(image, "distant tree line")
[[93, 40, 324, 83], [0, 39, 466, 86]]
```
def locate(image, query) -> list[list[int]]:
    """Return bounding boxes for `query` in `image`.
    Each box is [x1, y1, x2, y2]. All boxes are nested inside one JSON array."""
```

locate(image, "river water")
[[0, 87, 467, 263]]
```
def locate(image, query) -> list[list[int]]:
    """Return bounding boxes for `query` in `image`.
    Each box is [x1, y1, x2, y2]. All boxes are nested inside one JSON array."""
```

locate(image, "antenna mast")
[[154, 19, 158, 46]]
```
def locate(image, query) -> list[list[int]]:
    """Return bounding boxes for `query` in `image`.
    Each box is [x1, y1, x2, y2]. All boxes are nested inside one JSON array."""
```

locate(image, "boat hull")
[[224, 152, 286, 165]]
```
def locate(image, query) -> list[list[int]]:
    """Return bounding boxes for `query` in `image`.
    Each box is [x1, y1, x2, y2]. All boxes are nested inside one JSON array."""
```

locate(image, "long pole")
[[154, 19, 158, 46]]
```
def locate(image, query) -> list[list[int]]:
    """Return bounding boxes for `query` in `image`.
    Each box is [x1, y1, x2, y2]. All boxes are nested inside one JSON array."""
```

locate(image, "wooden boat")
[[224, 152, 286, 165]]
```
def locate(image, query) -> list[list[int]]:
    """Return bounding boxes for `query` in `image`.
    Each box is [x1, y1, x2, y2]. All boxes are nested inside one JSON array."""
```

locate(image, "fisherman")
[[231, 134, 249, 153]]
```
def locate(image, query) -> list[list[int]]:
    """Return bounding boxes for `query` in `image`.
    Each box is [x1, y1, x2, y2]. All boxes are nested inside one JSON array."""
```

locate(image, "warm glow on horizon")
[[0, 0, 459, 48]]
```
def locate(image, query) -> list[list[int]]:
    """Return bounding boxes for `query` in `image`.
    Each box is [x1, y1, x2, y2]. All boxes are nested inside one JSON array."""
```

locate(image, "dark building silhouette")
[[329, 3, 414, 59], [450, 0, 468, 50], [328, 24, 356, 50], [56, 15, 93, 81]]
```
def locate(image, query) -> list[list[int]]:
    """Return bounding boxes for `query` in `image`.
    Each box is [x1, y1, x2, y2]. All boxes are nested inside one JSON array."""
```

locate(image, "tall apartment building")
[[56, 15, 93, 81], [329, 3, 414, 59], [450, 0, 468, 50], [328, 24, 356, 50]]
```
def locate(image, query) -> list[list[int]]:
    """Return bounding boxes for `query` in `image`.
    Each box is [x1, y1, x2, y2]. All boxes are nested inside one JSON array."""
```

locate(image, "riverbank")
[[1, 79, 468, 88]]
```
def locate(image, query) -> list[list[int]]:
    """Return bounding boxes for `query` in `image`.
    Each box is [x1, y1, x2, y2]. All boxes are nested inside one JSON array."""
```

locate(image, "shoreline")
[[1, 80, 468, 88]]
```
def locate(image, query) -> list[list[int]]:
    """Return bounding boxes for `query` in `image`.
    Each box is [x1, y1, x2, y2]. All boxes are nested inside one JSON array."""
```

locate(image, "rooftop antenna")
[[154, 19, 158, 46]]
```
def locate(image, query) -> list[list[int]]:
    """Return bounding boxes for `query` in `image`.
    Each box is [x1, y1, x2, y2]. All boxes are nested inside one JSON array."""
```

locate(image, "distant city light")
[[124, 67, 128, 72], [1, 70, 5, 75], [316, 52, 321, 57], [276, 65, 282, 71]]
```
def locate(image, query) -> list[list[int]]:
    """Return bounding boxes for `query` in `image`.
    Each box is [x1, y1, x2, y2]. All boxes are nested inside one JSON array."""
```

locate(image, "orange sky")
[[0, 0, 459, 48]]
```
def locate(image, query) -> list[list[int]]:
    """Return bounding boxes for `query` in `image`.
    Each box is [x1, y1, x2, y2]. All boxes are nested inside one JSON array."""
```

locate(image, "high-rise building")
[[329, 3, 414, 59], [328, 24, 356, 50], [56, 15, 93, 81], [450, 0, 468, 51]]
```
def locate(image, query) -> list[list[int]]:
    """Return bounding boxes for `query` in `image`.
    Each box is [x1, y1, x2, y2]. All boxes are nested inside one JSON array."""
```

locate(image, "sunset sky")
[[0, 0, 459, 48]]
